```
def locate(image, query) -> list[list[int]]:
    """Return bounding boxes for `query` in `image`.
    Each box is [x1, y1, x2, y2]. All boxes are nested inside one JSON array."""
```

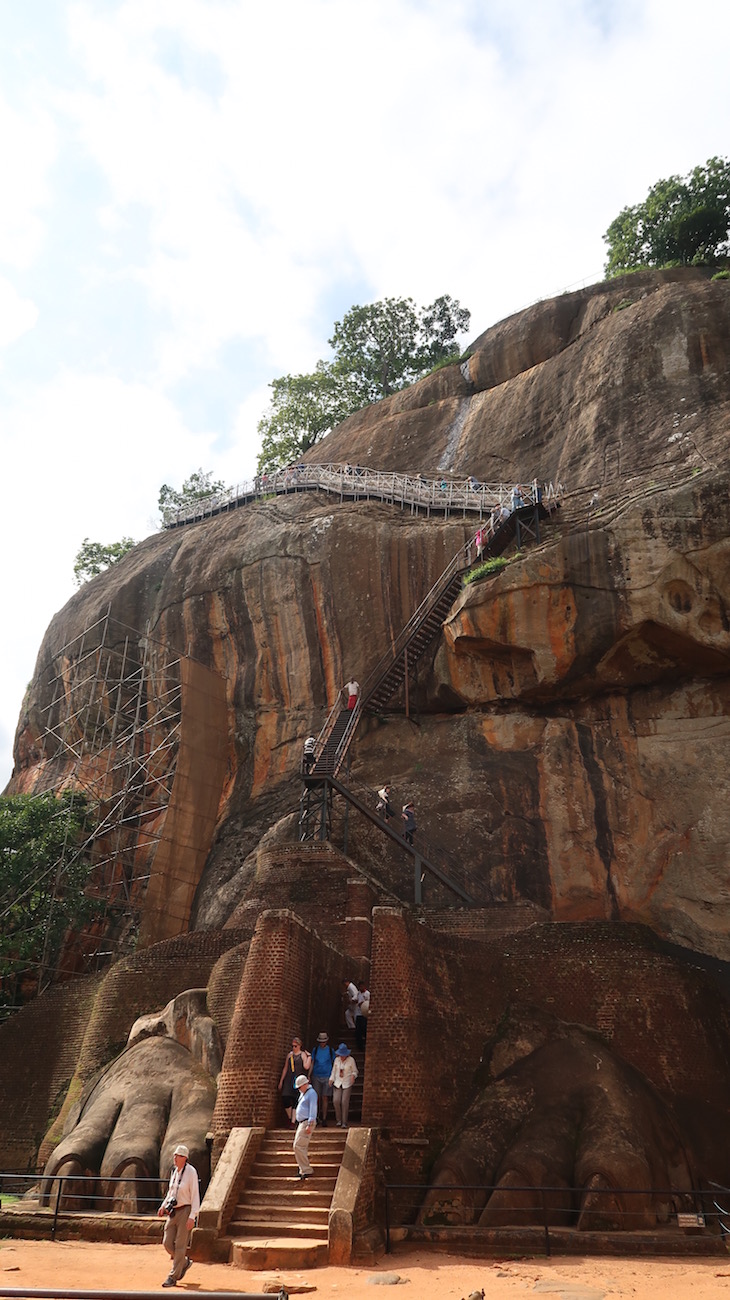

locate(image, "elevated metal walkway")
[[163, 463, 561, 529], [298, 489, 561, 902], [299, 771, 476, 906]]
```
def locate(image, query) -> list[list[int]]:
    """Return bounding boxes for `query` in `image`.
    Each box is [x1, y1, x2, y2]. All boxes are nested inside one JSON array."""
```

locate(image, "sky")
[[1, 0, 729, 789]]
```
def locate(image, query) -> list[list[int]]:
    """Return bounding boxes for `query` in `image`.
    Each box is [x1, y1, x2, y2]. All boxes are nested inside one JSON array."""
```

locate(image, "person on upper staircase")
[[355, 983, 370, 1051], [342, 977, 359, 1030], [376, 784, 394, 821], [278, 1036, 312, 1127], [309, 1031, 335, 1125], [345, 678, 360, 710], [302, 736, 316, 773], [402, 801, 417, 846], [329, 1043, 359, 1129]]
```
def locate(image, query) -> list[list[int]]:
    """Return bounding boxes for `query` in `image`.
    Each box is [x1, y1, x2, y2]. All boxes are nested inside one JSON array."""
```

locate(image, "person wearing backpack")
[[309, 1031, 335, 1125]]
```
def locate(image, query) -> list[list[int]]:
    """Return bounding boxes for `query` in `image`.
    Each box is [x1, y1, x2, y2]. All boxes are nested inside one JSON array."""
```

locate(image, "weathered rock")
[[6, 270, 730, 967]]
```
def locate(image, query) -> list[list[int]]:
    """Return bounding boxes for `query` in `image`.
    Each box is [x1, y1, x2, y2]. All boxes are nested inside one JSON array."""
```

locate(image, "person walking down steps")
[[402, 801, 417, 846], [329, 1042, 359, 1128], [309, 1031, 335, 1125], [293, 1073, 318, 1180], [345, 677, 360, 710]]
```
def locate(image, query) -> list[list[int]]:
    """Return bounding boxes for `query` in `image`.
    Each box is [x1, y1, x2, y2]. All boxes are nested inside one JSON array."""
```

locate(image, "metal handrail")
[[384, 1180, 713, 1257], [163, 465, 561, 529], [333, 769, 486, 903]]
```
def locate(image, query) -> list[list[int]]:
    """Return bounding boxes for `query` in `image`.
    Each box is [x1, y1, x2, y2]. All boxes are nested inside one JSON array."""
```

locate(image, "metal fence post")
[[51, 1176, 64, 1240], [540, 1188, 551, 1257]]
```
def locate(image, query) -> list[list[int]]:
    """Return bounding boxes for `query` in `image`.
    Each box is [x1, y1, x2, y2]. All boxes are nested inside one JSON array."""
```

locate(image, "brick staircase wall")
[[212, 909, 365, 1159], [39, 928, 250, 1167], [0, 974, 102, 1171], [364, 908, 730, 1186]]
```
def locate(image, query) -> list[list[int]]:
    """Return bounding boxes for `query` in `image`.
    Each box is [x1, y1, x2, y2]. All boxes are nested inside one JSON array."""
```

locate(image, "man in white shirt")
[[345, 679, 360, 710], [343, 977, 359, 1029], [158, 1143, 201, 1287]]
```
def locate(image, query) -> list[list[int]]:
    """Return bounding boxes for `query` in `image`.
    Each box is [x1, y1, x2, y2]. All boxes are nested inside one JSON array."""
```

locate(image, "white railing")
[[162, 463, 563, 529]]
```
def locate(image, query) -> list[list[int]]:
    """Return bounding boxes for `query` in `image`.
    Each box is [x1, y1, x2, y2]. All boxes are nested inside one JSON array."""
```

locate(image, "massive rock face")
[[9, 269, 730, 963], [5, 269, 730, 1205]]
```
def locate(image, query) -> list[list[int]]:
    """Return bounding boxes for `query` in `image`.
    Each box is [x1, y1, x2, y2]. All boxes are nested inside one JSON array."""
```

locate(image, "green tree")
[[73, 537, 137, 587], [158, 468, 229, 523], [604, 156, 730, 275], [0, 791, 96, 988], [257, 294, 470, 471], [257, 364, 353, 476]]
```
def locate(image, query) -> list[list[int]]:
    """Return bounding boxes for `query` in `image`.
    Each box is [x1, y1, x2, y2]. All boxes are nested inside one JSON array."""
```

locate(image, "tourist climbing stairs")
[[307, 486, 560, 784], [227, 1128, 347, 1265]]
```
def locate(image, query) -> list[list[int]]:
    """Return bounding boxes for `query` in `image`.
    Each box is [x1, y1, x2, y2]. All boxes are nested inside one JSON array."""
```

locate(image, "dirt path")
[[2, 1241, 730, 1299]]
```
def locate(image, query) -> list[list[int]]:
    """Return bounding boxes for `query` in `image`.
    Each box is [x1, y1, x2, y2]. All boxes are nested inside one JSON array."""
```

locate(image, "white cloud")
[[1, 0, 730, 788], [0, 277, 38, 349], [0, 94, 56, 270]]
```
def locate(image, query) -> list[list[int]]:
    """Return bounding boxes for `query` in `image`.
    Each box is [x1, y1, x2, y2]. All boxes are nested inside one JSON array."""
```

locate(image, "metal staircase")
[[297, 488, 562, 899]]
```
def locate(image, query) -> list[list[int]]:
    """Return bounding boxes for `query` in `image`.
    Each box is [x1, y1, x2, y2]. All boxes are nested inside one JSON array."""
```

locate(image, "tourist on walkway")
[[345, 678, 360, 709], [293, 1073, 318, 1180], [158, 1143, 200, 1287], [355, 983, 370, 1051], [376, 784, 394, 821], [278, 1036, 311, 1126], [329, 1043, 359, 1128], [309, 1031, 335, 1125], [342, 978, 359, 1029], [402, 801, 417, 846], [302, 735, 316, 773]]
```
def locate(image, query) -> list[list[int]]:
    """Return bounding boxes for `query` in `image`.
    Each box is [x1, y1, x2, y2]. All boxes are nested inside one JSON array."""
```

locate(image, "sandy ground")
[[1, 1241, 730, 1299]]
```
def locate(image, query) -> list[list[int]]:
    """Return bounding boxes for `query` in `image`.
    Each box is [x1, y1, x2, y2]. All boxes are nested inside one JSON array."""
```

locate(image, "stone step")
[[239, 1189, 333, 1210], [229, 1235, 328, 1269], [247, 1176, 338, 1195], [232, 1204, 329, 1226], [228, 1216, 329, 1239], [264, 1130, 347, 1144], [253, 1155, 342, 1173]]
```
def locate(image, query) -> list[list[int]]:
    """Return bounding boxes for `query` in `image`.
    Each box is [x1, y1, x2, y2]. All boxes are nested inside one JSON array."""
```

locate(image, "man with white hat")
[[293, 1073, 318, 1180], [157, 1143, 201, 1287]]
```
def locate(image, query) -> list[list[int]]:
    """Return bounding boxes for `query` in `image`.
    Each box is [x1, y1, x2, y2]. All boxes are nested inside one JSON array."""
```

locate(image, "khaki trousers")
[[163, 1204, 191, 1279]]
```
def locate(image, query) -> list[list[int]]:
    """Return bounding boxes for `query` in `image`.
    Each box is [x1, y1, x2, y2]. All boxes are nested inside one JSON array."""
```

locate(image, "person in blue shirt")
[[293, 1074, 318, 1179], [309, 1031, 335, 1125]]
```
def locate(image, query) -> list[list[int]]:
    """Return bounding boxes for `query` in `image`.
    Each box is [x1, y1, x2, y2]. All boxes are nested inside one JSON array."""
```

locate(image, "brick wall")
[[74, 929, 250, 1083], [0, 974, 102, 1171], [364, 907, 492, 1141], [207, 940, 251, 1047], [364, 910, 730, 1183], [224, 844, 396, 956], [212, 909, 358, 1157]]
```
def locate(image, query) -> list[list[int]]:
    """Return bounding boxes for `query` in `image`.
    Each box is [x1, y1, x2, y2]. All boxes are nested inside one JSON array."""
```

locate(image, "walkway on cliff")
[[299, 488, 562, 904], [162, 462, 561, 528]]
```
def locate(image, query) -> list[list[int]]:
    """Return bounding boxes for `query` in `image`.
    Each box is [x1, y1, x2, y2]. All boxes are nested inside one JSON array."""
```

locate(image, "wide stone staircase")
[[227, 1039, 367, 1267], [228, 1128, 347, 1266]]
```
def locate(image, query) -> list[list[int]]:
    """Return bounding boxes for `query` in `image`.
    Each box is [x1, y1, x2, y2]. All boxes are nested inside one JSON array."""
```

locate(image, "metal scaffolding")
[[7, 609, 197, 999]]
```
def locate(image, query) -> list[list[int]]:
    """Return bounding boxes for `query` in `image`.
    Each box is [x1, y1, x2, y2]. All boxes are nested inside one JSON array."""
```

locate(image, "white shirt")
[[329, 1055, 359, 1089], [167, 1161, 201, 1219], [345, 680, 360, 696]]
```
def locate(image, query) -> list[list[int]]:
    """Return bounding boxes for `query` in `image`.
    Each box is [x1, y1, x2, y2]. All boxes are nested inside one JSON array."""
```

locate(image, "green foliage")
[[73, 537, 136, 587], [257, 294, 470, 472], [712, 269, 730, 280], [158, 468, 229, 523], [463, 555, 509, 585], [0, 791, 97, 983], [604, 156, 730, 275], [257, 364, 354, 476]]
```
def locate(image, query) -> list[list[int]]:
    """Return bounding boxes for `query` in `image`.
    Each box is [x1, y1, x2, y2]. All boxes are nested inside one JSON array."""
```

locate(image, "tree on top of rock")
[[257, 294, 470, 473], [603, 156, 730, 275]]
